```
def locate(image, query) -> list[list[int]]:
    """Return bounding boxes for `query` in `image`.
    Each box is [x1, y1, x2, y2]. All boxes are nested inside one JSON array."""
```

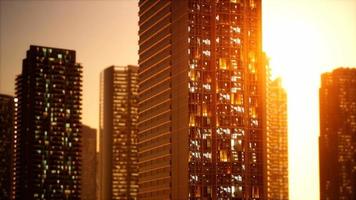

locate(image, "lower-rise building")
[[81, 125, 97, 200], [0, 94, 14, 199]]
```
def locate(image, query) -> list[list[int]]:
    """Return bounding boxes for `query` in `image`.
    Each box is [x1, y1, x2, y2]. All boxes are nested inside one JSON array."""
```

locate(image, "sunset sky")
[[1, 1, 356, 199]]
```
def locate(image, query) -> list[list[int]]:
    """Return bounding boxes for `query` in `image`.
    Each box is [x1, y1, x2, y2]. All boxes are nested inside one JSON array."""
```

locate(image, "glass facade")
[[319, 68, 356, 200], [187, 1, 264, 199], [138, 0, 266, 199], [13, 45, 82, 199]]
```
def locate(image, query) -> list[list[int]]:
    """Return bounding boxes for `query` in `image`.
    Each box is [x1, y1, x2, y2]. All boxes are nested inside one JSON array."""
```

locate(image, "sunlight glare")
[[263, 6, 324, 200]]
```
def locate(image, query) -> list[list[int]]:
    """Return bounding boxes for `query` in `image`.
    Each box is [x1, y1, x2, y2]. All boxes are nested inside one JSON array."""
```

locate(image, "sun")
[[263, 7, 324, 200]]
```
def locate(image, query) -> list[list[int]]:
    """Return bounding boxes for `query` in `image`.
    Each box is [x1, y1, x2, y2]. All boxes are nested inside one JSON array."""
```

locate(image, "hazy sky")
[[0, 0, 139, 129], [263, 1, 356, 200], [1, 1, 356, 200]]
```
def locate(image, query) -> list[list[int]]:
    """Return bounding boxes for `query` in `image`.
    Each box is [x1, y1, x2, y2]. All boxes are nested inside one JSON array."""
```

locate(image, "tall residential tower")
[[13, 45, 82, 199], [99, 65, 139, 200], [138, 0, 266, 199], [319, 68, 356, 200]]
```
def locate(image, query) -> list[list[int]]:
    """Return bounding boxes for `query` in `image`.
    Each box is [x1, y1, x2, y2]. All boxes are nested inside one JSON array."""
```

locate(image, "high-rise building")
[[0, 94, 14, 199], [13, 45, 82, 199], [81, 125, 97, 200], [138, 0, 266, 199], [99, 65, 139, 200], [319, 68, 356, 200], [266, 78, 288, 200]]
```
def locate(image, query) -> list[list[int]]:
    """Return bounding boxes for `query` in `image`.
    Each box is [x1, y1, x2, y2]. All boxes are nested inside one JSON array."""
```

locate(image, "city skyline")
[[1, 1, 356, 200]]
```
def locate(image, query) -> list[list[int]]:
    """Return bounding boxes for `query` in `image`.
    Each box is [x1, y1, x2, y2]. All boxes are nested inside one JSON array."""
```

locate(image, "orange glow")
[[1, 1, 356, 199], [219, 58, 228, 69], [263, 1, 356, 200], [202, 104, 208, 117], [189, 115, 196, 127]]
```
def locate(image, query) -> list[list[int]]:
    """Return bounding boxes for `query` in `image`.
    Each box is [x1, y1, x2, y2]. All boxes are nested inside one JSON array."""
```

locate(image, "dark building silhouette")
[[81, 125, 97, 200], [266, 78, 288, 200], [319, 68, 356, 200], [0, 94, 14, 199], [99, 66, 139, 200], [13, 45, 82, 199], [138, 0, 266, 199]]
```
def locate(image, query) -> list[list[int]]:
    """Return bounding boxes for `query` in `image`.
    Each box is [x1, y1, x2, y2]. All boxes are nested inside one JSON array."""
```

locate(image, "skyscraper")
[[99, 65, 139, 200], [0, 94, 14, 199], [266, 78, 288, 200], [13, 45, 82, 199], [81, 125, 97, 200], [319, 68, 356, 200], [138, 0, 266, 199]]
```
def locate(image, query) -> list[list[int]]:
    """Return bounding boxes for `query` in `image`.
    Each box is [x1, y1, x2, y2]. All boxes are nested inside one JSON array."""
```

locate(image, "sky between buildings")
[[1, 0, 356, 200]]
